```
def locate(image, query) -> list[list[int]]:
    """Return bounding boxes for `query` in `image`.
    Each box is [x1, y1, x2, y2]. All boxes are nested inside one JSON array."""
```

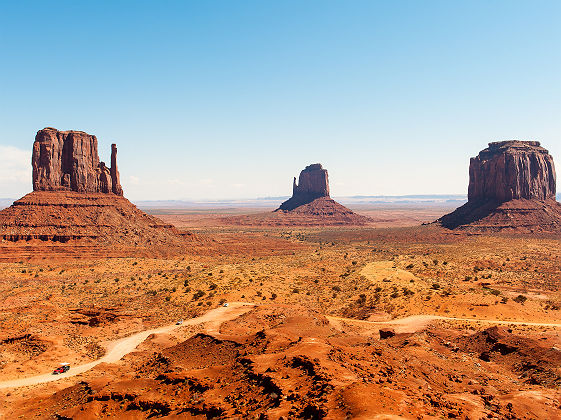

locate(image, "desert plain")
[[0, 202, 559, 419]]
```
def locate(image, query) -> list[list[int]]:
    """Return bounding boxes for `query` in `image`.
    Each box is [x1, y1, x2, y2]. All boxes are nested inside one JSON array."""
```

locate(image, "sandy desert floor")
[[0, 204, 560, 419]]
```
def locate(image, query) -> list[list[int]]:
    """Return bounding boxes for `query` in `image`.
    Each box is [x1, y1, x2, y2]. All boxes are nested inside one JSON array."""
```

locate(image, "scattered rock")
[[379, 328, 396, 339]]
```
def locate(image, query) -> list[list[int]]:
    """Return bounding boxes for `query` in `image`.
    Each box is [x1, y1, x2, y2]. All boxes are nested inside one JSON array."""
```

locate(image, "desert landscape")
[[1, 2, 560, 419], [0, 131, 559, 419]]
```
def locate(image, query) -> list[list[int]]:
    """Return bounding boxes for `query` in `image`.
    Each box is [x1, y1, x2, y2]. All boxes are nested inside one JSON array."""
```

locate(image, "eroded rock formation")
[[278, 164, 330, 211], [468, 141, 556, 203], [438, 140, 561, 231], [271, 164, 372, 225], [32, 127, 123, 195], [0, 128, 191, 251]]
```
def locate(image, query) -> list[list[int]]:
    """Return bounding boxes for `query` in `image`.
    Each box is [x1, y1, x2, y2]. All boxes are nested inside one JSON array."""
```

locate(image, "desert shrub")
[[489, 289, 501, 296], [192, 290, 206, 300], [332, 286, 341, 292], [209, 283, 217, 290], [433, 259, 438, 265], [513, 295, 527, 304], [270, 293, 277, 300], [292, 288, 300, 294], [357, 294, 367, 304], [431, 283, 441, 290], [406, 264, 414, 269]]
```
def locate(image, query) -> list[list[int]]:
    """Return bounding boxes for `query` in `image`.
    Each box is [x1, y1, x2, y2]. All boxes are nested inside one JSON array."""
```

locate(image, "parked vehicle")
[[52, 363, 70, 375]]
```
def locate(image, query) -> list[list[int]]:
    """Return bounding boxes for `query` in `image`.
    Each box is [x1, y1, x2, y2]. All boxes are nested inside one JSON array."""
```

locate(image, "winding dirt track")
[[327, 314, 561, 333], [0, 302, 254, 390], [2, 302, 560, 390]]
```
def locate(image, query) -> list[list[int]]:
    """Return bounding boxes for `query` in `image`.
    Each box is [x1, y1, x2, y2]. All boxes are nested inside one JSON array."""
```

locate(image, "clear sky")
[[1, 0, 559, 200]]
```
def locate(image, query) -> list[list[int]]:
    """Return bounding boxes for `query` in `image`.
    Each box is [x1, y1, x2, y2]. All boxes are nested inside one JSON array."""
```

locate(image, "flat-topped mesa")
[[468, 140, 556, 203], [292, 163, 329, 199], [278, 164, 329, 211], [437, 139, 561, 231], [32, 127, 123, 195]]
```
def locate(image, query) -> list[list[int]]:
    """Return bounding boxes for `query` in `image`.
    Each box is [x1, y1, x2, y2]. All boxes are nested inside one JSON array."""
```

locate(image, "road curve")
[[0, 302, 254, 390], [327, 314, 561, 333]]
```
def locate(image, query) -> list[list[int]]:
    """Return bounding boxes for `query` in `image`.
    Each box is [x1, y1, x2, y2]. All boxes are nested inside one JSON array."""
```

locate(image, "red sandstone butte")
[[32, 127, 123, 195], [438, 140, 561, 232], [277, 164, 330, 211], [274, 163, 372, 225], [0, 128, 190, 251]]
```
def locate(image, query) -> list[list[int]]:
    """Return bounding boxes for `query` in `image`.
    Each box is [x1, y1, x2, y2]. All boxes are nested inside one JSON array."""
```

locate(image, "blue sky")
[[1, 0, 559, 200]]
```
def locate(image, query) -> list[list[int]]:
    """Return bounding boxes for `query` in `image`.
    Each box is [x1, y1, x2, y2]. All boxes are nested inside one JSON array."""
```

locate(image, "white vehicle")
[[222, 302, 229, 307]]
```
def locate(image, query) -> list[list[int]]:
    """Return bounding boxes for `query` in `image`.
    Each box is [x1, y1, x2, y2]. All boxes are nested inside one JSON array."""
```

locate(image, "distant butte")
[[272, 164, 372, 225], [277, 163, 330, 211], [437, 140, 561, 232], [0, 128, 191, 253]]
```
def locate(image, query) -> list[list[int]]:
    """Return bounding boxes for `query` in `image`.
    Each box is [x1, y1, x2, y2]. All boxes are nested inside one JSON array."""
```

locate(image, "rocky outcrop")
[[438, 140, 561, 232], [0, 128, 192, 253], [266, 164, 372, 225], [278, 164, 330, 211], [32, 127, 123, 195], [468, 141, 556, 202]]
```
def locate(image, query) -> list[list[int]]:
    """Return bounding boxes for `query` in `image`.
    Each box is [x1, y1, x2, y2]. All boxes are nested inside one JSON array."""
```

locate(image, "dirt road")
[[0, 302, 253, 390], [327, 314, 561, 333]]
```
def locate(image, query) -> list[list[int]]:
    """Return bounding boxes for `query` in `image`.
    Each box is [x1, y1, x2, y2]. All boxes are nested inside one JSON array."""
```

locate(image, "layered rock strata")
[[278, 164, 329, 211], [438, 140, 561, 231], [0, 128, 190, 250], [32, 127, 123, 195], [468, 141, 556, 202], [270, 164, 372, 225]]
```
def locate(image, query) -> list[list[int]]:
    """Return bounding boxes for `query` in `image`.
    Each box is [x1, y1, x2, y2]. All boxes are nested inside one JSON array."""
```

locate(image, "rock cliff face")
[[438, 140, 561, 232], [32, 127, 123, 195], [0, 128, 191, 252], [468, 141, 556, 203], [278, 164, 330, 211], [271, 164, 371, 225]]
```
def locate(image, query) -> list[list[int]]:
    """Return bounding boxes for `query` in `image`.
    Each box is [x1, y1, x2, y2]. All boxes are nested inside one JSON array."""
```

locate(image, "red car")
[[52, 364, 70, 375]]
